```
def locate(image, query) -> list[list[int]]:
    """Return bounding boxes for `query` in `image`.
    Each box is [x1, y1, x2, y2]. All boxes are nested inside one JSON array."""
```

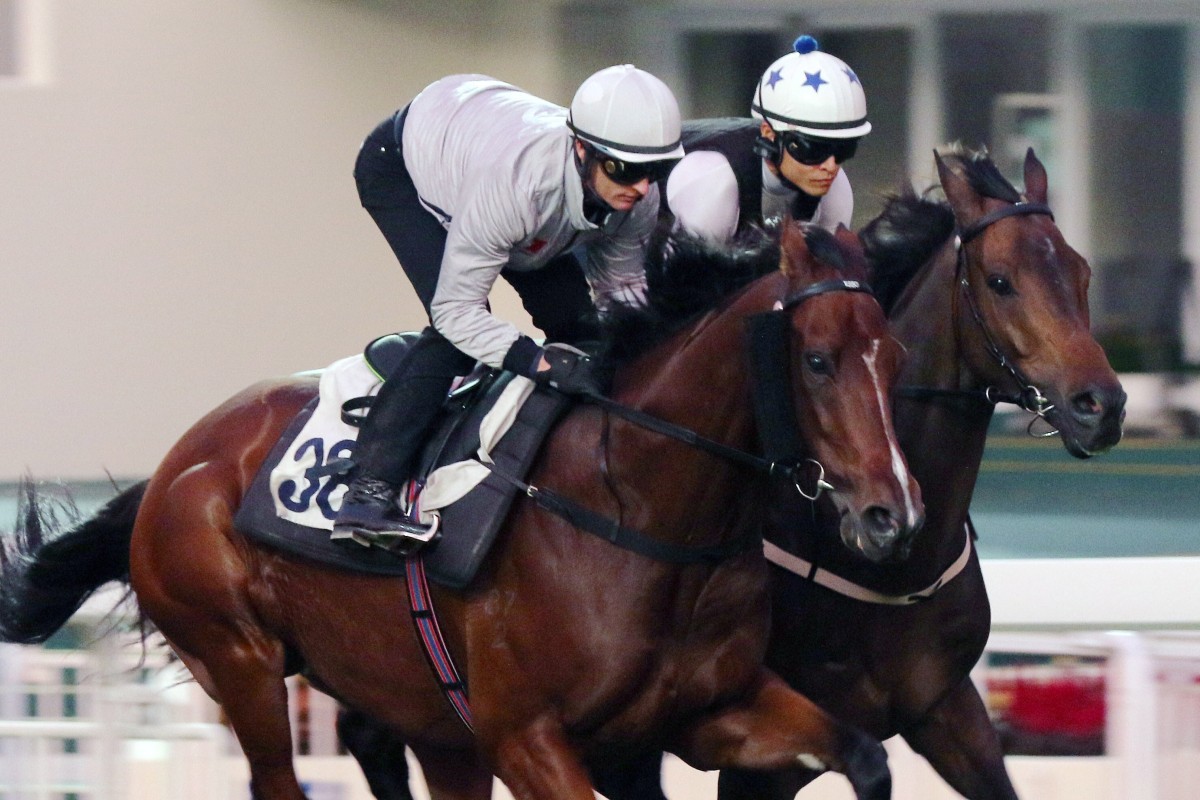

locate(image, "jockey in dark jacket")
[[666, 35, 871, 243]]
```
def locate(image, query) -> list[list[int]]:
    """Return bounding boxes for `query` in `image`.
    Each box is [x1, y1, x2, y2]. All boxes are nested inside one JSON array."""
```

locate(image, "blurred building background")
[[569, 0, 1200, 376], [3, 0, 1200, 480], [2, 1, 1198, 798]]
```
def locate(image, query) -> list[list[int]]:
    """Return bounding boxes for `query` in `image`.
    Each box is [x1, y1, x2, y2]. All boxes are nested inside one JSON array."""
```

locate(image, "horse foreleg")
[[482, 715, 597, 800], [716, 765, 819, 800], [336, 707, 415, 800], [672, 670, 890, 800], [902, 677, 1019, 800], [592, 753, 668, 800], [409, 742, 492, 800]]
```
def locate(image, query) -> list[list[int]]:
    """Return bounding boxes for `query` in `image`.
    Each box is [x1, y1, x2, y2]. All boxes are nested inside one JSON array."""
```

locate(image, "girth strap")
[[404, 556, 472, 730]]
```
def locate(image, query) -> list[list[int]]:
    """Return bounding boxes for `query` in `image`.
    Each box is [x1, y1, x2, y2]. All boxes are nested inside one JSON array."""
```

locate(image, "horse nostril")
[[864, 506, 900, 539], [1071, 390, 1103, 419]]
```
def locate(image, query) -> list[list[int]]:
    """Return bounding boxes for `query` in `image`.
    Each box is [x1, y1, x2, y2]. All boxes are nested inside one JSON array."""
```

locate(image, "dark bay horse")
[[710, 149, 1125, 800], [335, 147, 1125, 800], [0, 223, 921, 800]]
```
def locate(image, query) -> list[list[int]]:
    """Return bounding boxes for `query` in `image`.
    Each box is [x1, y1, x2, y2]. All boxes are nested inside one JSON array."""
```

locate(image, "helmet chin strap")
[[573, 141, 615, 224], [754, 124, 804, 195]]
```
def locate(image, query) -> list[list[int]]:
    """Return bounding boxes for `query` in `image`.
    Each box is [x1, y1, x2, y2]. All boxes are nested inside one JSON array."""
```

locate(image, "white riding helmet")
[[568, 65, 685, 163], [751, 35, 871, 139]]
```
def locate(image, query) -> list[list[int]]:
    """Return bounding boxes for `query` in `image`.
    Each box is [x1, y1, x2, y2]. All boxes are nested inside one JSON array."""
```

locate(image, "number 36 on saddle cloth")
[[233, 334, 571, 589]]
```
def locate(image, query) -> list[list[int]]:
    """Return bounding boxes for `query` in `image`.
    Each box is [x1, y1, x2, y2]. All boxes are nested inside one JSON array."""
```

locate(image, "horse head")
[[935, 147, 1126, 458], [773, 222, 924, 562]]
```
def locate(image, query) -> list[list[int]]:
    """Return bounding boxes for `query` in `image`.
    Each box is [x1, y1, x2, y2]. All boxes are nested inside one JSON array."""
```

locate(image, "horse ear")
[[934, 150, 984, 227], [1023, 147, 1049, 204], [779, 219, 812, 279], [833, 223, 869, 281]]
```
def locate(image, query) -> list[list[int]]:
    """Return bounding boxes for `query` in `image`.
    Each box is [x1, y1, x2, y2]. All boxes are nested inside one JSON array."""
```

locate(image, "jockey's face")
[[761, 122, 845, 199], [575, 140, 653, 213]]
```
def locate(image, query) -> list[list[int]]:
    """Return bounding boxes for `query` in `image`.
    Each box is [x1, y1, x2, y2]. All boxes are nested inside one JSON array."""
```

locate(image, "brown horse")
[[709, 149, 1125, 799], [334, 147, 1126, 800], [0, 223, 921, 800]]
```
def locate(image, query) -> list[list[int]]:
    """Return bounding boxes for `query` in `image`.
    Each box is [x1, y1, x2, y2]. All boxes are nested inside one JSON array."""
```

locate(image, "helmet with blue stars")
[[750, 35, 871, 139]]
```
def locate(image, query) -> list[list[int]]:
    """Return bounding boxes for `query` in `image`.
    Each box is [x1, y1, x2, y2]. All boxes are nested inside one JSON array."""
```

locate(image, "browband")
[[780, 279, 873, 311], [958, 202, 1054, 245]]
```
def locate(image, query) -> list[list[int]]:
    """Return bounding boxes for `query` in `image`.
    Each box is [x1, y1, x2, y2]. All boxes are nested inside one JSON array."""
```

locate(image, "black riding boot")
[[332, 329, 474, 548]]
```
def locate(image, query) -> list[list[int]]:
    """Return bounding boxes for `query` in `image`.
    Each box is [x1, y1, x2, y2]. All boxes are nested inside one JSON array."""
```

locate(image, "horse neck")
[[608, 274, 782, 523], [615, 274, 780, 445], [888, 237, 994, 559]]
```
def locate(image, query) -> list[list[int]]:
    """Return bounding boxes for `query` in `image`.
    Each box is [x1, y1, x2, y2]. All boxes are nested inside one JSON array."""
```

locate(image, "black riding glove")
[[534, 343, 602, 397]]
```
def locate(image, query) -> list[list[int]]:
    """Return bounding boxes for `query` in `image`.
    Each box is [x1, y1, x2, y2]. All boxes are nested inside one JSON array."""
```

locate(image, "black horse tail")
[[0, 478, 147, 644]]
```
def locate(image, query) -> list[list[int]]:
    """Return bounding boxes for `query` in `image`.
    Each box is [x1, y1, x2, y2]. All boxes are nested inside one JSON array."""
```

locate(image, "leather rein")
[[488, 278, 873, 566]]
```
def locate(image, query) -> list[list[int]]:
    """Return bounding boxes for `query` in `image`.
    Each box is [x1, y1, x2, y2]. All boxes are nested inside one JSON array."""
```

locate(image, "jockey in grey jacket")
[[404, 74, 662, 370], [333, 66, 683, 545]]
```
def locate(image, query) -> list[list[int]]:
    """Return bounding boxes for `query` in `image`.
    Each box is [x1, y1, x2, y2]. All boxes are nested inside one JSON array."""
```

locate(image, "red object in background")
[[1004, 676, 1106, 736]]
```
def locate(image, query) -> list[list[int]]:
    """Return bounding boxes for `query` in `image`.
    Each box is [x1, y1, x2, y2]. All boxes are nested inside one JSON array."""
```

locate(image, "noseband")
[[953, 201, 1061, 434]]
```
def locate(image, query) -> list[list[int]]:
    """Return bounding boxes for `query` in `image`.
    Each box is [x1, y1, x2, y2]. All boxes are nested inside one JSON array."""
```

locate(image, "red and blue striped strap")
[[404, 555, 473, 731]]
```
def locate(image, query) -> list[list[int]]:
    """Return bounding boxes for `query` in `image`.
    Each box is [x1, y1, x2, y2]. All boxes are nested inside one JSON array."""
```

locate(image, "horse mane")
[[861, 144, 1019, 313], [859, 188, 953, 314], [598, 223, 772, 366], [599, 222, 846, 368]]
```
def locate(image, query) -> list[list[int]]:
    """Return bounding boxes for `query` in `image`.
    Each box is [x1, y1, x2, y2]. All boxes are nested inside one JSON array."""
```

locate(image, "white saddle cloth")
[[269, 354, 533, 530]]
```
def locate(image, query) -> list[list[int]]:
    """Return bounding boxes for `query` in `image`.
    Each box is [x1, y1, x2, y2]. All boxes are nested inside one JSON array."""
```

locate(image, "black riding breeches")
[[352, 327, 474, 484], [355, 108, 449, 313]]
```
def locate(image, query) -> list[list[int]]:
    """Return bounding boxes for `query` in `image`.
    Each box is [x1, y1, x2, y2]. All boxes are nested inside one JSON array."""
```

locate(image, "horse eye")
[[804, 353, 832, 375], [986, 275, 1015, 296]]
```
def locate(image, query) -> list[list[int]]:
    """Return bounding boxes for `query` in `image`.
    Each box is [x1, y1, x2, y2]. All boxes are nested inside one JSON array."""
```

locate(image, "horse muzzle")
[[837, 499, 924, 564], [1051, 381, 1127, 458]]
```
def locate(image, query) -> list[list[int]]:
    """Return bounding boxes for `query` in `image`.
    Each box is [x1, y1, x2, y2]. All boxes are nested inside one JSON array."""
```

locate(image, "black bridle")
[[899, 200, 1061, 436], [584, 277, 873, 494], [492, 278, 875, 565]]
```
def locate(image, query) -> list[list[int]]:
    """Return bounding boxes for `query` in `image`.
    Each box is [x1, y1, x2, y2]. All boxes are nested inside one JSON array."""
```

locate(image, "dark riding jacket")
[[667, 118, 851, 239]]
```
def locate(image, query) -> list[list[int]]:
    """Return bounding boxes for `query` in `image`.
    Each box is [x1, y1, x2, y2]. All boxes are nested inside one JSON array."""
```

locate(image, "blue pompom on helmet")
[[751, 35, 871, 139]]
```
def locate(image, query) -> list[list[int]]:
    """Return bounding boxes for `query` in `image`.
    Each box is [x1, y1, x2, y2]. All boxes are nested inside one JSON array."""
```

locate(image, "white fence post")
[[1105, 631, 1159, 800]]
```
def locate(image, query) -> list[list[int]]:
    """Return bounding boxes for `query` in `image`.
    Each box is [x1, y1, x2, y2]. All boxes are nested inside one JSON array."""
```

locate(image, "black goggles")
[[597, 153, 678, 186], [780, 132, 859, 165]]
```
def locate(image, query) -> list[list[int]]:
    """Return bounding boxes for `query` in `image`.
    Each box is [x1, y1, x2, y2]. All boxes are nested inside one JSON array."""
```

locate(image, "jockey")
[[666, 35, 871, 243], [333, 66, 684, 544]]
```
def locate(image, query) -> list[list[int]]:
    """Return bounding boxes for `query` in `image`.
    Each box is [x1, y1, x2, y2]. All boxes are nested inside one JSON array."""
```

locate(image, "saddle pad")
[[234, 357, 570, 586], [236, 397, 410, 576]]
